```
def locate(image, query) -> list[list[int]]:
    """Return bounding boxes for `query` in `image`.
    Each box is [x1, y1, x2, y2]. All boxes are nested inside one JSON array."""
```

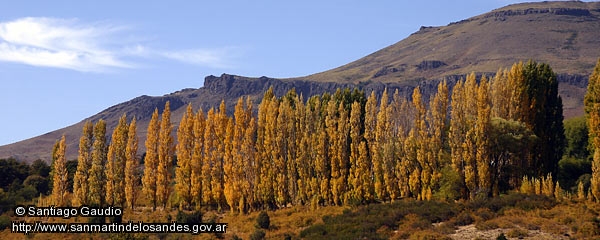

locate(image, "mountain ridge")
[[1, 1, 598, 163]]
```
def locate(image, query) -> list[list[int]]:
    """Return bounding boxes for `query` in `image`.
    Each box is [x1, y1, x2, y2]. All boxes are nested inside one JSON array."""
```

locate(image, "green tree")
[[584, 59, 600, 201], [563, 116, 590, 159], [522, 61, 565, 178]]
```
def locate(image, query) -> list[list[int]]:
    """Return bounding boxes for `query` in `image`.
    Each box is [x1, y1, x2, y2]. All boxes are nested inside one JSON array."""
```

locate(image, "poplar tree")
[[125, 118, 139, 210], [382, 93, 399, 201], [357, 141, 373, 202], [228, 98, 246, 212], [507, 62, 527, 121], [521, 61, 565, 178], [285, 93, 300, 206], [326, 97, 341, 204], [412, 87, 428, 200], [256, 88, 274, 207], [212, 101, 227, 210], [143, 109, 160, 210], [51, 135, 68, 206], [106, 114, 129, 206], [296, 95, 311, 205], [349, 101, 363, 202], [203, 108, 216, 206], [176, 104, 194, 209], [491, 68, 510, 119], [157, 101, 174, 209], [274, 94, 291, 206], [585, 59, 600, 201], [335, 100, 350, 204], [373, 89, 388, 200], [427, 81, 449, 198], [476, 76, 492, 197], [89, 120, 107, 206], [364, 91, 378, 199], [73, 121, 93, 206], [449, 80, 467, 199], [395, 95, 413, 198], [223, 117, 236, 212], [364, 90, 377, 160], [240, 97, 257, 212], [316, 98, 330, 205], [463, 73, 479, 199], [191, 108, 205, 209]]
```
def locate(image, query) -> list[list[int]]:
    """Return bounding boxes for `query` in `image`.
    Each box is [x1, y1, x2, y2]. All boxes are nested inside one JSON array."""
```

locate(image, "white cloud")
[[0, 17, 238, 72], [161, 47, 239, 69], [0, 17, 134, 72]]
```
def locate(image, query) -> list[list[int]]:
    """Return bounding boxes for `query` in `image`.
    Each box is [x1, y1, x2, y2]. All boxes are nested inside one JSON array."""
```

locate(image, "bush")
[[577, 221, 600, 237], [474, 208, 494, 221], [496, 233, 507, 240], [256, 211, 270, 229], [475, 220, 499, 230], [0, 214, 10, 230], [87, 204, 105, 223], [110, 213, 122, 223], [176, 210, 202, 224], [435, 221, 456, 234], [299, 224, 327, 238], [231, 234, 242, 240], [452, 212, 474, 226], [23, 175, 49, 195], [250, 229, 266, 240], [434, 165, 462, 201], [466, 192, 556, 213], [506, 228, 528, 238], [409, 230, 452, 240]]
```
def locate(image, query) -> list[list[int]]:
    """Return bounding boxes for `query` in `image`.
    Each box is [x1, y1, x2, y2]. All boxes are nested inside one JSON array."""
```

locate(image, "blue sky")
[[0, 0, 552, 145]]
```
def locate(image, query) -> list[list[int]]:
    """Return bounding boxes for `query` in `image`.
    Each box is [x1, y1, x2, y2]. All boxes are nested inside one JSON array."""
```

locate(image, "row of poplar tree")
[[50, 60, 595, 213]]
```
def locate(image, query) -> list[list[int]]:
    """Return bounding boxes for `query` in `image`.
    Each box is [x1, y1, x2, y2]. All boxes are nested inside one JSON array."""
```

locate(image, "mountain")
[[303, 1, 600, 83], [1, 1, 599, 163]]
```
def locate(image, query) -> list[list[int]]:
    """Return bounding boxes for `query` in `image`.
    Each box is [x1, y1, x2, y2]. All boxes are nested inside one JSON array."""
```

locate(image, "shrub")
[[496, 233, 507, 240], [0, 214, 10, 230], [299, 224, 327, 238], [250, 229, 266, 240], [231, 234, 242, 240], [475, 220, 499, 230], [452, 211, 474, 226], [176, 210, 202, 224], [409, 230, 452, 240], [283, 233, 293, 240], [506, 228, 528, 238], [577, 221, 600, 237], [474, 208, 494, 221], [256, 211, 270, 229], [435, 221, 456, 234], [110, 213, 122, 223]]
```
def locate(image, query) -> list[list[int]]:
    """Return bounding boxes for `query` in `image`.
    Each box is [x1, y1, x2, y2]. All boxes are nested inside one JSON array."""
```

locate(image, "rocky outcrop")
[[416, 60, 447, 71], [488, 8, 593, 19]]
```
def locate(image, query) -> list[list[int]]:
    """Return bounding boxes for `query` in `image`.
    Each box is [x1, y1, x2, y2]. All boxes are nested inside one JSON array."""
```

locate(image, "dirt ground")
[[448, 224, 572, 240]]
